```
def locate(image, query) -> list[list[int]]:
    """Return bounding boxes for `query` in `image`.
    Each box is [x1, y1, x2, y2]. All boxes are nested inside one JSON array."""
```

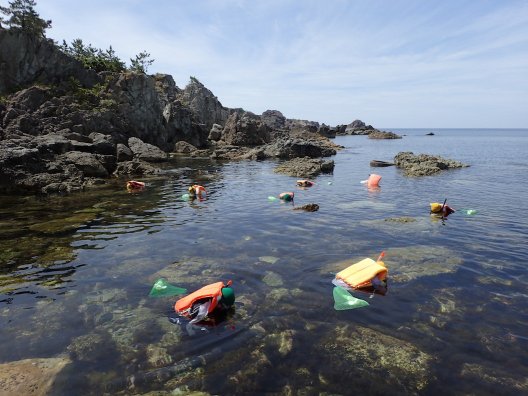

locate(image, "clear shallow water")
[[1, 129, 528, 395]]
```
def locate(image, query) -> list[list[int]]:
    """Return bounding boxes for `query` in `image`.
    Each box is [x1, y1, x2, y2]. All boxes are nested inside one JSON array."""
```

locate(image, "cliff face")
[[0, 28, 99, 95]]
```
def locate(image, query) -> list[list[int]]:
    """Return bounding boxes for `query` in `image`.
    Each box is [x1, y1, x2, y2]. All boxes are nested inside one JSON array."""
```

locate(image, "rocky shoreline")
[[1, 29, 463, 195]]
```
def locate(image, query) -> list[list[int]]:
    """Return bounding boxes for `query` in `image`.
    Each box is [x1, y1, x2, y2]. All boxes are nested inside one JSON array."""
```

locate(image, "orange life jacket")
[[175, 280, 231, 317], [191, 185, 206, 197]]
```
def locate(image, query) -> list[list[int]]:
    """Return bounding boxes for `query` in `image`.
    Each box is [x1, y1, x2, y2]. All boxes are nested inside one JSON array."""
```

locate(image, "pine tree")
[[0, 0, 51, 37], [130, 51, 155, 74]]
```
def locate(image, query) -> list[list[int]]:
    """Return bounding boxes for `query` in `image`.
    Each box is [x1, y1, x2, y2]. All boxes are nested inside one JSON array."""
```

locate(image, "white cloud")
[[34, 0, 528, 127]]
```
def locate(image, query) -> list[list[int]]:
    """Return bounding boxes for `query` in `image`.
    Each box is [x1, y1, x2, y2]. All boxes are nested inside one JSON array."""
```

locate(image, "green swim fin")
[[149, 278, 187, 297], [333, 287, 369, 310]]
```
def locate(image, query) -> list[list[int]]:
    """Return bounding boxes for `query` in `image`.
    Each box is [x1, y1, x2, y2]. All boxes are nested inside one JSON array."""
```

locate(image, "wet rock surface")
[[0, 356, 71, 396], [394, 151, 469, 176], [274, 157, 335, 177]]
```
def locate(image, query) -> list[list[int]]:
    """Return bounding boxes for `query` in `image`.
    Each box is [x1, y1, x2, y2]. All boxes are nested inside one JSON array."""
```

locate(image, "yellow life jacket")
[[430, 202, 442, 213], [174, 281, 230, 317], [336, 258, 387, 289]]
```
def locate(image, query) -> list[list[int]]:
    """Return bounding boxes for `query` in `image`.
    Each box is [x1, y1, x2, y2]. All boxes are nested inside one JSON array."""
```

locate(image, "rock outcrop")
[[368, 130, 402, 139], [0, 29, 348, 194], [274, 157, 335, 177], [0, 29, 99, 95], [394, 152, 469, 176], [336, 119, 374, 135]]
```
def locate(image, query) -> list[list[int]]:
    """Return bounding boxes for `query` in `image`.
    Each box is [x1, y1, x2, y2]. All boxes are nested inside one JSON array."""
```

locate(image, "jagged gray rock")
[[128, 137, 168, 162], [221, 111, 271, 146], [0, 29, 99, 95], [178, 77, 229, 132], [394, 151, 469, 176], [274, 157, 335, 177]]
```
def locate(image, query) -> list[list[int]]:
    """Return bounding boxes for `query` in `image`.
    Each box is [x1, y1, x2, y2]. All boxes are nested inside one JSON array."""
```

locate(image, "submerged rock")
[[386, 246, 463, 283], [322, 245, 462, 283], [318, 325, 434, 393]]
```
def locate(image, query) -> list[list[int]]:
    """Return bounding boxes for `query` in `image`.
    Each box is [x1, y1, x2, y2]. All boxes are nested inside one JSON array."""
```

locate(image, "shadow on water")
[[1, 133, 528, 394]]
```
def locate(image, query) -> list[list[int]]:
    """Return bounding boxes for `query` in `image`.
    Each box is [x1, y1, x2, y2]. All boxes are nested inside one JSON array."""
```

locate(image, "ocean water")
[[1, 128, 527, 395]]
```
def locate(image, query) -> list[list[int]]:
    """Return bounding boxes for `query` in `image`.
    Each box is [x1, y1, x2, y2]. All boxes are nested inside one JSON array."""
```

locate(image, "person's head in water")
[[279, 192, 294, 202], [188, 186, 196, 197], [220, 287, 235, 308]]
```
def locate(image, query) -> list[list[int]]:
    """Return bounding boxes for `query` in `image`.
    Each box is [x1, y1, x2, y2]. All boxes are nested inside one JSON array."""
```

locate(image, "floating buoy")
[[366, 174, 381, 188]]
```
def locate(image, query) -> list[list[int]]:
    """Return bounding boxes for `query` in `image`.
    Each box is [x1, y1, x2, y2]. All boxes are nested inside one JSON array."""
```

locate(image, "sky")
[[20, 0, 528, 127]]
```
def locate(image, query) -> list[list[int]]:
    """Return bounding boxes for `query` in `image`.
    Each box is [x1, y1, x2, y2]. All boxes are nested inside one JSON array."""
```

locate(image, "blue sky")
[[28, 0, 528, 127]]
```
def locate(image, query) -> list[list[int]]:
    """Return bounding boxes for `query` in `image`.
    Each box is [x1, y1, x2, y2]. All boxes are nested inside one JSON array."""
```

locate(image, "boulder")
[[394, 151, 469, 176], [116, 143, 133, 162], [128, 137, 168, 162], [174, 140, 198, 154], [261, 110, 286, 130], [274, 157, 334, 177], [61, 151, 109, 177], [208, 123, 223, 141], [114, 160, 161, 175]]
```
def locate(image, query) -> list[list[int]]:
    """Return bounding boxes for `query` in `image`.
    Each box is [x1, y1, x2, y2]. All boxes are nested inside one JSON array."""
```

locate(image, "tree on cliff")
[[129, 51, 155, 74], [60, 39, 126, 73], [0, 0, 51, 37]]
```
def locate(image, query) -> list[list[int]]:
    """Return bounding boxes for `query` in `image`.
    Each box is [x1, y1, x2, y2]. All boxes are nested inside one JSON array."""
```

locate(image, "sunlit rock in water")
[[28, 211, 98, 234], [150, 258, 226, 286], [262, 271, 283, 287], [67, 332, 115, 362], [384, 216, 417, 223], [146, 344, 173, 368], [318, 325, 433, 393], [335, 200, 396, 211], [359, 217, 436, 236], [460, 363, 528, 393], [0, 356, 70, 396], [386, 246, 463, 283], [259, 256, 279, 264], [264, 329, 295, 356]]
